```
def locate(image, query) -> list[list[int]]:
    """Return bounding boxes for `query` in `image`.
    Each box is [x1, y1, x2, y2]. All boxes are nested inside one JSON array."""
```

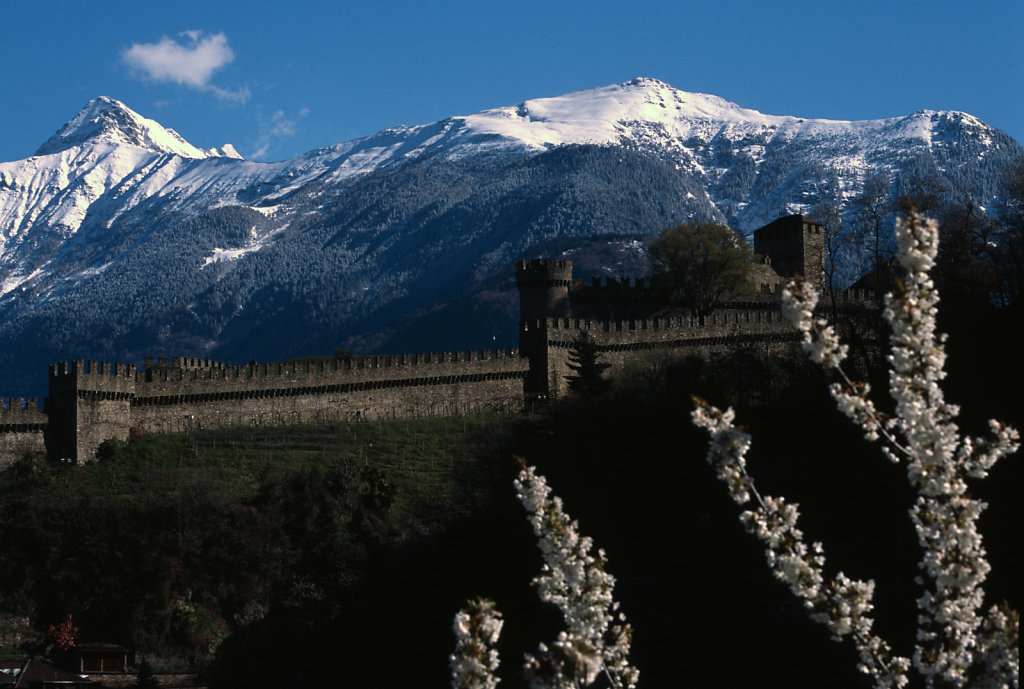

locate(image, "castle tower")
[[515, 258, 573, 322], [753, 214, 825, 289], [515, 259, 573, 396], [48, 360, 136, 462]]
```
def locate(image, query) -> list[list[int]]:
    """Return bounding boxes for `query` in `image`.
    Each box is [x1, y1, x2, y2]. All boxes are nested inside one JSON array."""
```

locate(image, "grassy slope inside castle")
[[1, 321, 1019, 688]]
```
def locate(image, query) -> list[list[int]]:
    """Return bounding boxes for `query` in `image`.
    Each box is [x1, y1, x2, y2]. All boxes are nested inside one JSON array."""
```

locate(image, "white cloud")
[[250, 109, 309, 160], [123, 31, 249, 103]]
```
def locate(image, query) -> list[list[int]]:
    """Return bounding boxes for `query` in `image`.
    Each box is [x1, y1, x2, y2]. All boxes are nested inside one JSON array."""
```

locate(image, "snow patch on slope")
[[201, 246, 259, 267], [0, 267, 44, 297], [199, 224, 286, 269]]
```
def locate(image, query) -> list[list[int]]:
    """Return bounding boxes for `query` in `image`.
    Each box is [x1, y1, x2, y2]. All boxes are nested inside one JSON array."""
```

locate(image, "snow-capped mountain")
[[0, 78, 1020, 395], [34, 96, 241, 159]]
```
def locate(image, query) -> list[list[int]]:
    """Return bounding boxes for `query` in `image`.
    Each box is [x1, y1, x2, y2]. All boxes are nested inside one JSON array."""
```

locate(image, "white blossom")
[[782, 278, 849, 368], [450, 598, 504, 689], [451, 466, 638, 689], [694, 211, 1019, 688], [693, 400, 911, 688], [514, 464, 639, 689]]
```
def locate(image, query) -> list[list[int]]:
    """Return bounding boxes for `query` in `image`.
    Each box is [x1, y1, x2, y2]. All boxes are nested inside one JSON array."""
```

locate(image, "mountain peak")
[[33, 97, 235, 159], [454, 77, 778, 151]]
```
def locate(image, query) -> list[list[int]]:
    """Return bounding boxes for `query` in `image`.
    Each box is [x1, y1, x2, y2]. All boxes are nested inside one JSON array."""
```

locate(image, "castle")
[[1, 214, 868, 465]]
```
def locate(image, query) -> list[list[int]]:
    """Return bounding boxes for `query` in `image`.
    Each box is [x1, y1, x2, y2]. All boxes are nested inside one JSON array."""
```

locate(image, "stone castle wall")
[[0, 398, 48, 470], [514, 216, 875, 400], [522, 308, 799, 397], [0, 215, 867, 466], [752, 214, 826, 288], [129, 351, 527, 435], [0, 350, 527, 464], [48, 361, 136, 463]]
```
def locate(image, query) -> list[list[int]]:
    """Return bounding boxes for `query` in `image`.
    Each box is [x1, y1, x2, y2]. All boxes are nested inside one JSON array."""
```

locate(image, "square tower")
[[48, 360, 136, 462], [753, 214, 825, 289]]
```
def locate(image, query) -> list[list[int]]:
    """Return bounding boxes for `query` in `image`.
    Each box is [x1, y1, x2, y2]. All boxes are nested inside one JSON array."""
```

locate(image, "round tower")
[[515, 259, 573, 323], [515, 259, 573, 398]]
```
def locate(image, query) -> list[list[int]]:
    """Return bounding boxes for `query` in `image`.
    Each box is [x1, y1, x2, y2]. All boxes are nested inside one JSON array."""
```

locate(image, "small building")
[[71, 644, 130, 675]]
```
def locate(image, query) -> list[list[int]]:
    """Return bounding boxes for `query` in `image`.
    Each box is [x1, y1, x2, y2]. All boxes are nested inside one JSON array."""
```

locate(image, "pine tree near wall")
[[565, 332, 612, 399]]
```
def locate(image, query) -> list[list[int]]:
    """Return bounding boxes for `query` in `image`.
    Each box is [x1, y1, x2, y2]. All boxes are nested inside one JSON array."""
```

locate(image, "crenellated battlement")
[[515, 258, 573, 284], [521, 307, 790, 344], [49, 360, 137, 380], [569, 276, 662, 312], [517, 216, 838, 397], [2, 397, 41, 412], [755, 216, 823, 240], [124, 347, 528, 443], [0, 397, 47, 468], [0, 397, 46, 422], [833, 288, 875, 305], [577, 276, 651, 289], [134, 349, 524, 391], [519, 305, 800, 398], [0, 214, 861, 466], [10, 346, 531, 464], [517, 259, 574, 322], [142, 349, 519, 376], [528, 310, 786, 330], [144, 357, 236, 371]]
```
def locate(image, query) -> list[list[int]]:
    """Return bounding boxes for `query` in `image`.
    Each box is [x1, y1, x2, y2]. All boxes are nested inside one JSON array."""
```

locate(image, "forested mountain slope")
[[1, 79, 1020, 395]]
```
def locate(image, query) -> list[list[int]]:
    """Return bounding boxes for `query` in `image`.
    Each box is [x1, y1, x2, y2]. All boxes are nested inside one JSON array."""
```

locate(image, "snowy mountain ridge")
[[461, 77, 830, 148], [0, 78, 1019, 396], [1, 78, 1012, 248], [407, 77, 994, 163], [33, 96, 240, 160]]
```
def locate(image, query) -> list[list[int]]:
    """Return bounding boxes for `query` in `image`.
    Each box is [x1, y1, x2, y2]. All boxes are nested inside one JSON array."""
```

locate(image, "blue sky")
[[2, 0, 1021, 163]]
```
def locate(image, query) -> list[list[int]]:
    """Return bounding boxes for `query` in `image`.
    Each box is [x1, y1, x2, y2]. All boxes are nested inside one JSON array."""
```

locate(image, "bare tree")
[[896, 173, 950, 218], [810, 194, 845, 314], [993, 159, 1024, 307], [936, 192, 1002, 306], [853, 172, 895, 293]]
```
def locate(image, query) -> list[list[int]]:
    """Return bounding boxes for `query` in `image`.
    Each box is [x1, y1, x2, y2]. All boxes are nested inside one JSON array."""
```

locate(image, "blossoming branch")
[[693, 211, 1019, 689]]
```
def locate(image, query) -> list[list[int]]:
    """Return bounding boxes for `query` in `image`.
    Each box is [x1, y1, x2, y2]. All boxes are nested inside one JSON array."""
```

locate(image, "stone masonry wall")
[[0, 214, 873, 466], [130, 351, 528, 434], [525, 307, 799, 398], [49, 361, 136, 462], [0, 398, 47, 469], [39, 350, 528, 462]]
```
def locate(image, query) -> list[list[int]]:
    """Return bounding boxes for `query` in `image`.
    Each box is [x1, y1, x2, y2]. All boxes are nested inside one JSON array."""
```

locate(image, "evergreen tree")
[[565, 332, 612, 398], [132, 658, 160, 689]]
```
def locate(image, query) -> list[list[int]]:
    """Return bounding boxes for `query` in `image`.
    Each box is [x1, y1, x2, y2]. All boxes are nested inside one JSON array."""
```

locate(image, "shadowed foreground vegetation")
[[0, 304, 1019, 688]]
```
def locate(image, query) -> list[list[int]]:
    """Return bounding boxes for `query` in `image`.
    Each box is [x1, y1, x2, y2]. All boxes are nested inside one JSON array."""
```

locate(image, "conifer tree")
[[132, 658, 160, 689], [565, 332, 611, 398]]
